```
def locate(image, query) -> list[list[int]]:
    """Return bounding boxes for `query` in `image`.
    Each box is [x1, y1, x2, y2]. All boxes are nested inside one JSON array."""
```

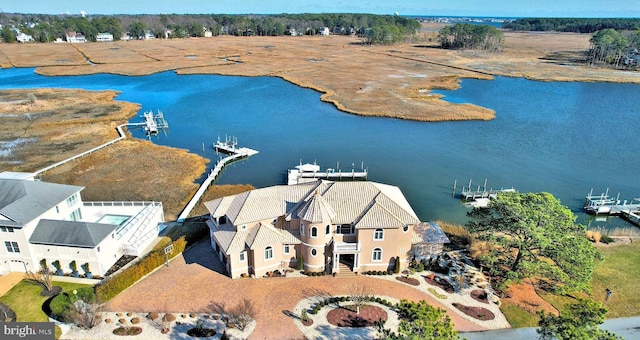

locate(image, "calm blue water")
[[1, 68, 639, 230]]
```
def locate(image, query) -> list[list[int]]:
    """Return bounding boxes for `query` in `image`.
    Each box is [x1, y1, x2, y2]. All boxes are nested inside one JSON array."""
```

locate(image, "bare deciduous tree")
[[227, 298, 256, 331], [349, 282, 373, 314], [25, 260, 54, 292]]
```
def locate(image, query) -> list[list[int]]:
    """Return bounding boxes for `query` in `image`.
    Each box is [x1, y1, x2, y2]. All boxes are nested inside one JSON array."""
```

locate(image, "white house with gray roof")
[[0, 172, 164, 277], [204, 180, 449, 278]]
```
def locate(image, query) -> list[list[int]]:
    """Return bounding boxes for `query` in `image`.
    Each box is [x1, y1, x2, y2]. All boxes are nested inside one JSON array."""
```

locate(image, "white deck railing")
[[334, 241, 360, 253]]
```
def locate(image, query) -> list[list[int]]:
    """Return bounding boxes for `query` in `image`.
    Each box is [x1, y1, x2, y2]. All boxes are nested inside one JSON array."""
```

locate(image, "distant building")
[[16, 32, 34, 43], [318, 27, 330, 36], [204, 180, 449, 279], [65, 32, 86, 43], [96, 32, 114, 42], [144, 31, 155, 40], [204, 30, 213, 38], [0, 172, 165, 277]]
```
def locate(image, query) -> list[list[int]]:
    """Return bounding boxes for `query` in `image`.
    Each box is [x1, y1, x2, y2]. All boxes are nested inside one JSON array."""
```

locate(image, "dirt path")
[[105, 241, 487, 339]]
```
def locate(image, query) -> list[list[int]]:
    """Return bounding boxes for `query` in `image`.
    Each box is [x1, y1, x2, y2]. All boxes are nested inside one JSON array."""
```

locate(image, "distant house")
[[0, 172, 165, 277], [204, 180, 449, 279], [96, 32, 114, 42], [204, 30, 213, 38], [318, 27, 330, 36], [65, 32, 86, 43], [16, 32, 34, 43]]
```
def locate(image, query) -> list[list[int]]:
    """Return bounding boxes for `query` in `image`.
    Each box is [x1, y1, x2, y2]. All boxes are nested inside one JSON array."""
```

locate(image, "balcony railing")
[[333, 241, 360, 253]]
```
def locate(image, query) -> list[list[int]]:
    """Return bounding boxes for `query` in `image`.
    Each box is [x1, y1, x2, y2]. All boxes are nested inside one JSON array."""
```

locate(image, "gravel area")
[[61, 312, 254, 340]]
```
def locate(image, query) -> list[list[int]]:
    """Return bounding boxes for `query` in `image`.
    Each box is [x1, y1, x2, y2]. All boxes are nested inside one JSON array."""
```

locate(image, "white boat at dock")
[[287, 161, 367, 185]]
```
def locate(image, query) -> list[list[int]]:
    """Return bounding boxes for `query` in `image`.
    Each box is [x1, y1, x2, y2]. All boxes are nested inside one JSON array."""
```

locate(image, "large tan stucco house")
[[204, 180, 449, 278]]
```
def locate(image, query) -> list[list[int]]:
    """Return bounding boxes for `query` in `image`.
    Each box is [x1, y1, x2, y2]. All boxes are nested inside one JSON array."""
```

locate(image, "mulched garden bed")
[[470, 289, 490, 304], [423, 275, 455, 293], [452, 303, 495, 321], [395, 276, 420, 286], [112, 326, 143, 336], [326, 305, 387, 328], [187, 327, 217, 337]]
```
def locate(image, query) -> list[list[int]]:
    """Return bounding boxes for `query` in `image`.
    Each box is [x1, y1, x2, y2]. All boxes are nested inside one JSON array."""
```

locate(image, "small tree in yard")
[[25, 259, 54, 293], [378, 299, 459, 339], [349, 282, 373, 314], [72, 300, 102, 329], [227, 298, 256, 331], [538, 298, 622, 340]]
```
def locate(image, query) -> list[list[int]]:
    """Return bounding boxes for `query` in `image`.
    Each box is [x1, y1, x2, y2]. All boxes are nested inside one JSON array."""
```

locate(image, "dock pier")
[[287, 161, 367, 185], [457, 179, 516, 201], [583, 189, 640, 226], [176, 136, 258, 222]]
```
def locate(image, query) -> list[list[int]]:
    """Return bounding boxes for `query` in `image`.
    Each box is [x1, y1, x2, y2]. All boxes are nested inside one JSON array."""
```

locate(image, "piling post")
[[453, 180, 457, 197]]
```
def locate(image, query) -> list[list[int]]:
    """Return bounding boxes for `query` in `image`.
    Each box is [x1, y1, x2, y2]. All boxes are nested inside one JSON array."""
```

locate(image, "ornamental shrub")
[[50, 287, 96, 322], [95, 237, 186, 302]]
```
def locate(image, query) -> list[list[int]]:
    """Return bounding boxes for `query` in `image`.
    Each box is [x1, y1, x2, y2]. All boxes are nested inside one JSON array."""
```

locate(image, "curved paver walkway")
[[106, 240, 488, 339]]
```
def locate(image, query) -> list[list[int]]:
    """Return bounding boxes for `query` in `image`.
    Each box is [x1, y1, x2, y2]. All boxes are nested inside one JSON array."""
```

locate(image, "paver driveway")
[[106, 240, 488, 339]]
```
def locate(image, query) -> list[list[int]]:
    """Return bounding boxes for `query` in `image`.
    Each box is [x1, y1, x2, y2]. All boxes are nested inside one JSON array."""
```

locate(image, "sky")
[[1, 0, 639, 18]]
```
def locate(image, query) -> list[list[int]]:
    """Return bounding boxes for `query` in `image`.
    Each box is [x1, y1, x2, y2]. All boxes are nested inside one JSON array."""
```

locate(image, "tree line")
[[0, 12, 420, 44], [587, 28, 640, 69], [503, 18, 640, 33], [437, 23, 504, 51]]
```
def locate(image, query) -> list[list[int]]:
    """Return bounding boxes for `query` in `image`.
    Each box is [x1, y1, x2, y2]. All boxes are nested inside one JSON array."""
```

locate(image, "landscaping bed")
[[187, 327, 217, 337], [112, 326, 142, 336], [395, 276, 420, 286], [326, 305, 387, 328], [452, 303, 495, 321], [470, 289, 490, 304], [423, 275, 455, 293]]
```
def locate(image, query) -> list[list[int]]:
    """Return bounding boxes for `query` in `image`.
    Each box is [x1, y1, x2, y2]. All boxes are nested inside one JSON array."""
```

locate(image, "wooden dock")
[[456, 179, 516, 201], [287, 161, 367, 185], [583, 189, 640, 216], [177, 138, 258, 222]]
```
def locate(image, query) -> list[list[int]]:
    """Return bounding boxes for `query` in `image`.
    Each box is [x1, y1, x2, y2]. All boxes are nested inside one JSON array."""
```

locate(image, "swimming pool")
[[96, 214, 131, 226]]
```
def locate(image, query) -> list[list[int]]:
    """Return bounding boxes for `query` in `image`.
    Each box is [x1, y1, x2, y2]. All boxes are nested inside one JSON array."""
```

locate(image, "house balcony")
[[333, 240, 360, 254]]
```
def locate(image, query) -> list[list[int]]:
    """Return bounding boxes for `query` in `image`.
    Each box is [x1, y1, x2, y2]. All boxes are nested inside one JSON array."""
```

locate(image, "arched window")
[[326, 225, 330, 235], [300, 223, 305, 235], [372, 248, 382, 261], [374, 228, 384, 240], [311, 227, 318, 237], [264, 246, 273, 260]]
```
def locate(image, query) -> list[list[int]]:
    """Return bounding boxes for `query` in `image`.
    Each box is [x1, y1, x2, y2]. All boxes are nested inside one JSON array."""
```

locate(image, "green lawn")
[[502, 241, 640, 327], [499, 300, 540, 328], [0, 279, 92, 322], [589, 241, 640, 318]]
